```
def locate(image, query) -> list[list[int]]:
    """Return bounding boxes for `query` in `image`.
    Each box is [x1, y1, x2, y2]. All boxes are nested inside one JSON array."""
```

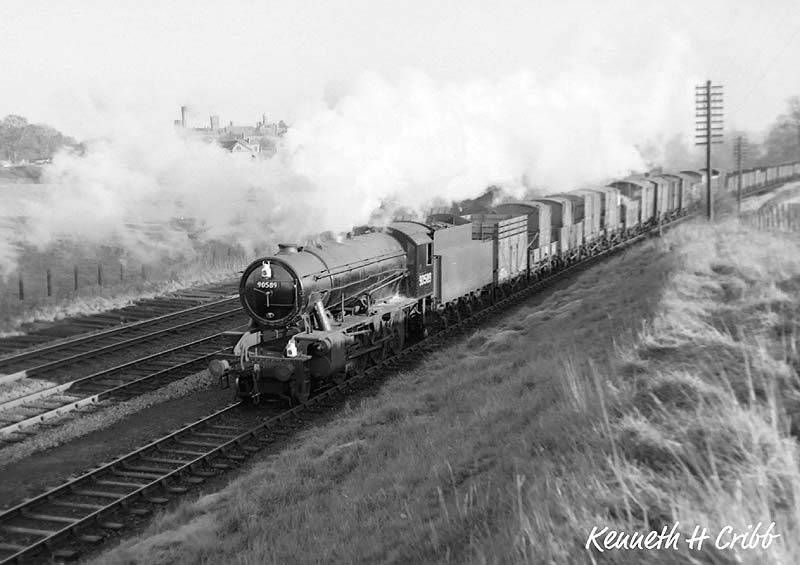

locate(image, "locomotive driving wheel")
[[387, 321, 405, 356], [353, 353, 368, 375], [350, 334, 370, 375]]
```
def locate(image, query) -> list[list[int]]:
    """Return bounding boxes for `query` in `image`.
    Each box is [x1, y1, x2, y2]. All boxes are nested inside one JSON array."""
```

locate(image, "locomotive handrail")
[[324, 269, 408, 300], [365, 271, 408, 298], [311, 250, 407, 280]]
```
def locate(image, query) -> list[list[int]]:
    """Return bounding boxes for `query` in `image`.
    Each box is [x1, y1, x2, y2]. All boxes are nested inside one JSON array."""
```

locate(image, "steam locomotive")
[[209, 160, 800, 404]]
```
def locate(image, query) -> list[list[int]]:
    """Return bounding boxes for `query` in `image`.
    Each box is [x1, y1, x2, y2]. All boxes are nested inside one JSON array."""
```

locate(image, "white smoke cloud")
[[1, 53, 694, 281]]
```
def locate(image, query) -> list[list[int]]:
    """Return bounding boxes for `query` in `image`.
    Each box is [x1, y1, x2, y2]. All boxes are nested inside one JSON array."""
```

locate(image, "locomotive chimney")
[[277, 243, 300, 254], [180, 105, 187, 128]]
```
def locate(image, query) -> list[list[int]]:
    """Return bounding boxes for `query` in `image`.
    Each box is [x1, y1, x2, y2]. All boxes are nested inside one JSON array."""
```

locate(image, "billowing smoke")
[[0, 63, 693, 281]]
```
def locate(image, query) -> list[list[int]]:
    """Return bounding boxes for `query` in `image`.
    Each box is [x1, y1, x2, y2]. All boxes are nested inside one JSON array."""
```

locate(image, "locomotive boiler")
[[239, 233, 408, 329]]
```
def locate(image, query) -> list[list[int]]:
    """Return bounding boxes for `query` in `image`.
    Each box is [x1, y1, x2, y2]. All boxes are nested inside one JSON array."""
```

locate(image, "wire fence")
[[741, 202, 800, 233], [0, 244, 250, 330]]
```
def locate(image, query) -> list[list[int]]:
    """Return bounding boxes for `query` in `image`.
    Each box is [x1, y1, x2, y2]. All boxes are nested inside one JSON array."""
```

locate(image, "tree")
[[759, 96, 800, 165], [0, 115, 79, 163]]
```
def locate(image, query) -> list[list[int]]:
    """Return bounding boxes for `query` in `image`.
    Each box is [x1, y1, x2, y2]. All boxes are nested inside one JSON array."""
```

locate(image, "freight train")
[[209, 160, 800, 404]]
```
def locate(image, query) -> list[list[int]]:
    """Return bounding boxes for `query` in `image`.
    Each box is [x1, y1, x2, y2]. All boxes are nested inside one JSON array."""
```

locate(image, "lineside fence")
[[741, 202, 800, 233], [1, 244, 249, 327]]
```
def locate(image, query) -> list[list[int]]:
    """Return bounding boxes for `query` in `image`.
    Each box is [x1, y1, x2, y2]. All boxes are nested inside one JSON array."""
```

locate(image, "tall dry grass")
[[90, 220, 800, 564], [508, 220, 800, 564]]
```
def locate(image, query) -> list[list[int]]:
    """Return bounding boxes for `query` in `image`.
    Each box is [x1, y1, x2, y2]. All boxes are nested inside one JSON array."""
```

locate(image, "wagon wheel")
[[457, 299, 470, 320], [290, 376, 311, 405], [448, 306, 462, 325], [464, 298, 475, 318], [437, 312, 449, 332]]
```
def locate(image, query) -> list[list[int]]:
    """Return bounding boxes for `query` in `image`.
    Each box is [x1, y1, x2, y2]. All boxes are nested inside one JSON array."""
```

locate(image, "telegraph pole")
[[695, 81, 724, 220], [733, 135, 748, 214]]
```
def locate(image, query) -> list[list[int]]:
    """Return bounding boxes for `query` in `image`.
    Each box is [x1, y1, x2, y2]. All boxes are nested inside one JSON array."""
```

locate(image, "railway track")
[[0, 334, 236, 444], [0, 220, 668, 565], [0, 282, 238, 358], [0, 296, 241, 381], [0, 302, 249, 443]]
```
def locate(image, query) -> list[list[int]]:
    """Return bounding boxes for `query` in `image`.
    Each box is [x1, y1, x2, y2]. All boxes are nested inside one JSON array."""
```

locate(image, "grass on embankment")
[[93, 220, 800, 564]]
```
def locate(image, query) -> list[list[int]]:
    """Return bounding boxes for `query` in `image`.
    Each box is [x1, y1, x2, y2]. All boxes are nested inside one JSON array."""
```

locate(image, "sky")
[[1, 0, 800, 288], [2, 0, 800, 137]]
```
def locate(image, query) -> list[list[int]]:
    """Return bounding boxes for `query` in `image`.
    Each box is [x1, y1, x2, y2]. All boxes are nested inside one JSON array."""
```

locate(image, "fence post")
[[46, 268, 52, 297], [141, 264, 146, 281], [97, 263, 102, 286], [74, 265, 79, 291], [18, 273, 24, 301], [120, 263, 124, 284]]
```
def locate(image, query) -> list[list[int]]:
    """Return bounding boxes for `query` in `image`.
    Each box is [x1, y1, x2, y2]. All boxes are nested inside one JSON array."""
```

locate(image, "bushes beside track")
[[92, 220, 800, 564]]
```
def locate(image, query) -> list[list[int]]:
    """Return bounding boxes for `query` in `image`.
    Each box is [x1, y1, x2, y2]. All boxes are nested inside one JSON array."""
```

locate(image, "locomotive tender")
[[210, 161, 800, 404]]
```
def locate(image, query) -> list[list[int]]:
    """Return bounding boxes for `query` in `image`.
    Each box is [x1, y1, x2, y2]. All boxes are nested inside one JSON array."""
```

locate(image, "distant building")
[[219, 139, 260, 158], [174, 107, 287, 158]]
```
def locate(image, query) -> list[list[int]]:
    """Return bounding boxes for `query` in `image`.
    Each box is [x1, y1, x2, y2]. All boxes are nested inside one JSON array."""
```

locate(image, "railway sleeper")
[[85, 379, 127, 388], [159, 447, 207, 457], [141, 455, 193, 466], [94, 478, 145, 489], [111, 469, 163, 480], [70, 385, 110, 395], [192, 431, 237, 440], [119, 369, 157, 377], [120, 462, 171, 475], [50, 500, 105, 511], [2, 524, 56, 537], [177, 438, 225, 448], [20, 511, 78, 525], [165, 484, 189, 495], [79, 533, 105, 544], [28, 399, 71, 410]]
